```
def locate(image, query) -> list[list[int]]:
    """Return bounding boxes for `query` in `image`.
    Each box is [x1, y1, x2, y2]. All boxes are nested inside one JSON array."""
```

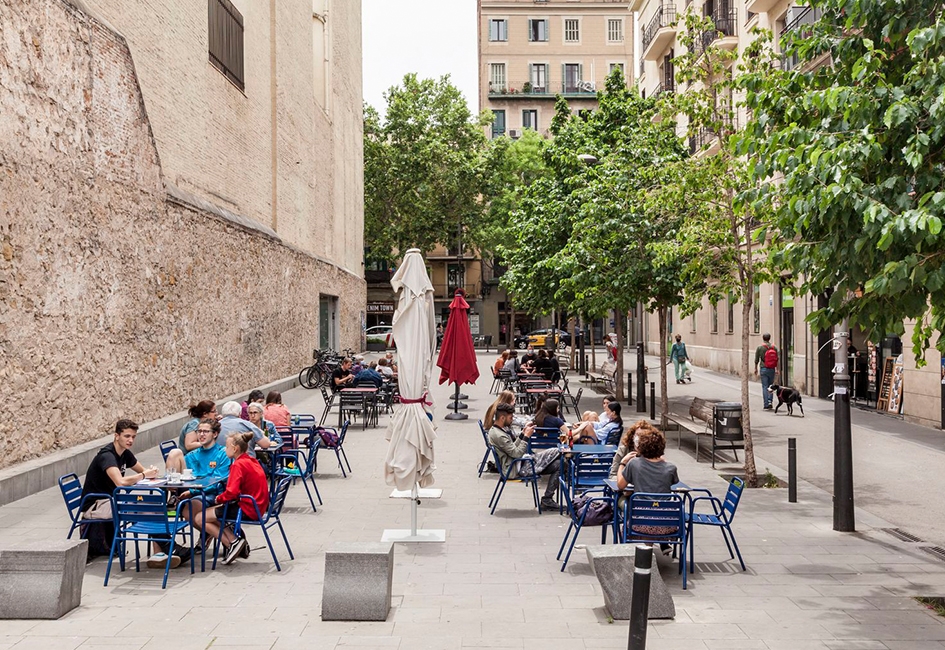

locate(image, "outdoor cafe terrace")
[[0, 352, 944, 649]]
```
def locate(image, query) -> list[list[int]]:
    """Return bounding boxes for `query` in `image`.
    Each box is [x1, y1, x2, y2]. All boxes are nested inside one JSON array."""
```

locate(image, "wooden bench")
[[586, 360, 617, 393], [666, 397, 717, 460]]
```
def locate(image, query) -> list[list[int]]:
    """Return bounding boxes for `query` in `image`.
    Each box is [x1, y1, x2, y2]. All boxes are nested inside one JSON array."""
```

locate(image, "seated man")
[[356, 364, 385, 388], [488, 403, 560, 511], [164, 418, 231, 488], [521, 345, 538, 367], [384, 352, 398, 373], [331, 357, 356, 392], [219, 401, 269, 459], [79, 419, 159, 558]]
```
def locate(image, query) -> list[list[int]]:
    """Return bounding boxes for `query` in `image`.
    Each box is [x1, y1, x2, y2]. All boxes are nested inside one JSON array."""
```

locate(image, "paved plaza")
[[1, 353, 945, 649]]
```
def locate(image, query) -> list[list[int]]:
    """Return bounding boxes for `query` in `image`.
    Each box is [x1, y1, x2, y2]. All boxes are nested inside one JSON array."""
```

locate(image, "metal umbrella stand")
[[437, 289, 480, 422]]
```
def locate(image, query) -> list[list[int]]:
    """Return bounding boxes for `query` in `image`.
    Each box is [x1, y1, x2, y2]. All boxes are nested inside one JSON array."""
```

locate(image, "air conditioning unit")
[[509, 129, 522, 139]]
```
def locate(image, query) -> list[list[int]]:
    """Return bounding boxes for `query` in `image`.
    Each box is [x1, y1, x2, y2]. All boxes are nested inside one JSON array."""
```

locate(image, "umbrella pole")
[[445, 382, 469, 420], [411, 484, 418, 536]]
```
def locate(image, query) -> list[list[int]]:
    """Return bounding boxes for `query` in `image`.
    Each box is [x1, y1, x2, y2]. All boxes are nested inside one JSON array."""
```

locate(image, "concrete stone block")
[[0, 539, 88, 619], [322, 542, 394, 622], [586, 545, 675, 620]]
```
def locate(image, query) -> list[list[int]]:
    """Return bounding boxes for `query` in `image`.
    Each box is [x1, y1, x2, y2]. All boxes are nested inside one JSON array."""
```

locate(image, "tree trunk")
[[740, 297, 757, 486], [658, 306, 669, 428], [568, 315, 577, 368], [614, 308, 625, 402], [590, 320, 597, 371]]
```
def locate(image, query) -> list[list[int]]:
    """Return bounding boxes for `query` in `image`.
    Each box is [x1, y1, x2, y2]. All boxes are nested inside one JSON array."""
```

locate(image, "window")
[[752, 284, 761, 333], [489, 19, 508, 42], [208, 0, 245, 91], [528, 19, 549, 42], [490, 63, 507, 93], [608, 18, 624, 43], [492, 110, 506, 139], [710, 303, 719, 333], [564, 18, 580, 42], [609, 62, 625, 78], [522, 109, 538, 129], [563, 63, 583, 92], [530, 63, 548, 92], [727, 295, 735, 333]]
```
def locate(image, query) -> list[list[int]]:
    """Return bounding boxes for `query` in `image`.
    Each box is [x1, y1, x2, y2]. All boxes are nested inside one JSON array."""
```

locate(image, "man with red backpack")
[[754, 333, 779, 410]]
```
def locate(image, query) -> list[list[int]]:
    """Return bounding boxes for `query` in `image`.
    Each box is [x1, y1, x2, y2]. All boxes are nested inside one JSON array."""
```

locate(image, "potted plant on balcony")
[[522, 82, 533, 94]]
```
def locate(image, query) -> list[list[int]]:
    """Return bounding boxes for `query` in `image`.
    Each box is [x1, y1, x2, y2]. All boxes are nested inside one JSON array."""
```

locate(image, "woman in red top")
[[205, 432, 270, 564]]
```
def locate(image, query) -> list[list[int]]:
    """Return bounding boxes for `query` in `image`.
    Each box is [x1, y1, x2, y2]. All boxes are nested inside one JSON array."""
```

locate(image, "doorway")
[[319, 295, 339, 351], [780, 284, 794, 386]]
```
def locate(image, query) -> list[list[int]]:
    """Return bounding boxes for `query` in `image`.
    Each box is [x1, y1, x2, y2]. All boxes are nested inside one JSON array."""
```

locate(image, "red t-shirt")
[[215, 454, 270, 519]]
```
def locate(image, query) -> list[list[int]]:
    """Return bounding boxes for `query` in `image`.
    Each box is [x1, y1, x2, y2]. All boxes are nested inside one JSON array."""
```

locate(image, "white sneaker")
[[147, 552, 181, 569]]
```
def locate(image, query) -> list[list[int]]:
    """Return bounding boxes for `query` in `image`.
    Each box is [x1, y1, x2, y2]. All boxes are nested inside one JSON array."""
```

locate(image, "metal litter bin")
[[711, 402, 745, 469]]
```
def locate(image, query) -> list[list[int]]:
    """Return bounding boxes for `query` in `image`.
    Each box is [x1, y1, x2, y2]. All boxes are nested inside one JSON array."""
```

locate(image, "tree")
[[659, 10, 776, 485], [737, 0, 945, 363], [364, 74, 491, 259]]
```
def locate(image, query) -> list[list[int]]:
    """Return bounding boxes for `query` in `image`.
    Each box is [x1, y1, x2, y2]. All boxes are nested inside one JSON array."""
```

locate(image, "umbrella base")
[[444, 412, 469, 420], [449, 402, 468, 410], [389, 489, 442, 499], [457, 393, 469, 399], [381, 529, 446, 543]]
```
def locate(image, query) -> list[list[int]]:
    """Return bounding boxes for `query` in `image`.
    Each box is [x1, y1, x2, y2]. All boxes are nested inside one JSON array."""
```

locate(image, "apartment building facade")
[[631, 0, 943, 429], [478, 0, 634, 138]]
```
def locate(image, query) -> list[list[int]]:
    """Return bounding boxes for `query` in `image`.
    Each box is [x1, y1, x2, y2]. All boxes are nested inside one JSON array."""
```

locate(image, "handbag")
[[571, 494, 613, 526]]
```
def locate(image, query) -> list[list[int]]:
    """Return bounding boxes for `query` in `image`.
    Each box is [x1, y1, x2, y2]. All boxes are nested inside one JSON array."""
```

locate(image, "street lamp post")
[[833, 319, 855, 532]]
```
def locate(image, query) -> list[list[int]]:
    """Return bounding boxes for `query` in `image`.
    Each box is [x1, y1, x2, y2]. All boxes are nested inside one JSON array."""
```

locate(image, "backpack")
[[318, 428, 340, 448], [571, 494, 613, 526], [763, 344, 779, 369]]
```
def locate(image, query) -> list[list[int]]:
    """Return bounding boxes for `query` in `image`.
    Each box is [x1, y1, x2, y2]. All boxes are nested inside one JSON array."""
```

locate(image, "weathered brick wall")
[[0, 0, 365, 469]]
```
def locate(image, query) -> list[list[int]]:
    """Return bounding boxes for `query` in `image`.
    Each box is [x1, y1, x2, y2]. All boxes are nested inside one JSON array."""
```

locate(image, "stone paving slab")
[[0, 352, 944, 648]]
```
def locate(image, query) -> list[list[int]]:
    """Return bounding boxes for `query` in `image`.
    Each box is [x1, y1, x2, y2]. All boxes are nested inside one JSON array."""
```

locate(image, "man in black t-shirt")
[[331, 357, 356, 392], [81, 419, 157, 516]]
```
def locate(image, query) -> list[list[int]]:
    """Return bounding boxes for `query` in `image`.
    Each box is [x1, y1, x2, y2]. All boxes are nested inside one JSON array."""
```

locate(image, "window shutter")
[[561, 63, 566, 92], [542, 19, 549, 41]]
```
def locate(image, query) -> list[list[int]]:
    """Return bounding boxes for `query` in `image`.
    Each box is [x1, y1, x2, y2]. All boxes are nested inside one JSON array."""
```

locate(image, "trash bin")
[[711, 402, 745, 469]]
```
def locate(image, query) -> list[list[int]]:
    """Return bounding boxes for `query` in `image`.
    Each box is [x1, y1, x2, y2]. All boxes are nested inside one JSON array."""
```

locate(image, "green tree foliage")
[[364, 74, 491, 259], [737, 0, 945, 362]]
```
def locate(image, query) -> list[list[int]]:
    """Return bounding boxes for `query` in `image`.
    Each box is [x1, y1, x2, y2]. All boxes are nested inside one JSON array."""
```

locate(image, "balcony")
[[745, 0, 780, 14], [433, 283, 481, 301], [652, 77, 675, 98], [641, 3, 677, 61], [365, 269, 393, 285], [488, 81, 597, 99], [780, 6, 823, 71], [693, 9, 738, 56]]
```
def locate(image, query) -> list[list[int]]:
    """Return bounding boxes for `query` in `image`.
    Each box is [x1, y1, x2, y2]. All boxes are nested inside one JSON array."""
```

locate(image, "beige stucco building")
[[630, 0, 944, 429], [478, 0, 634, 138], [0, 0, 365, 468]]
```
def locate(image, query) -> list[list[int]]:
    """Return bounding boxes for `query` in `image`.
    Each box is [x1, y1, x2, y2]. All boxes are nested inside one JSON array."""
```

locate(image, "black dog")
[[768, 384, 804, 416]]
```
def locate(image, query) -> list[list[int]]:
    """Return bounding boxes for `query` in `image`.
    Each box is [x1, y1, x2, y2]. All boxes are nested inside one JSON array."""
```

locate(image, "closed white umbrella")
[[381, 249, 444, 543]]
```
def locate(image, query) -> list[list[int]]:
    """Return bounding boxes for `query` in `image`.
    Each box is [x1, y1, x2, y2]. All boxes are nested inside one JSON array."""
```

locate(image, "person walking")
[[669, 334, 692, 384], [754, 333, 779, 410]]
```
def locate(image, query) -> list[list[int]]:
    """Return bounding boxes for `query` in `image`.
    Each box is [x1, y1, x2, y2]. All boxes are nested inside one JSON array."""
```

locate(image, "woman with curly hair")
[[608, 419, 657, 478]]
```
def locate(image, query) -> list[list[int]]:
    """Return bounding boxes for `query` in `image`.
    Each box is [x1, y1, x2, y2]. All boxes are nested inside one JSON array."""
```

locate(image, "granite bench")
[[586, 544, 675, 620], [0, 539, 87, 619], [322, 542, 393, 621]]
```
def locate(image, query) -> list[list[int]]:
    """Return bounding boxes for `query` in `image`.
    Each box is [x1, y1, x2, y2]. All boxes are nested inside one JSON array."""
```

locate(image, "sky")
[[362, 0, 479, 114]]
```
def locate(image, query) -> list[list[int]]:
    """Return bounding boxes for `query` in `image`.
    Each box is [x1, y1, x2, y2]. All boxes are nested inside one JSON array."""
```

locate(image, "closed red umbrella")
[[436, 289, 480, 420]]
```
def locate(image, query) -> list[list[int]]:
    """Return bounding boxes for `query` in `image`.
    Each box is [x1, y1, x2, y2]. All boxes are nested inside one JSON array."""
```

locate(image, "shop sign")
[[367, 302, 395, 314]]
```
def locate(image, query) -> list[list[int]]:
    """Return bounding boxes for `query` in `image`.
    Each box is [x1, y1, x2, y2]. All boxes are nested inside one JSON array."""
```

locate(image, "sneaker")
[[239, 534, 251, 559], [223, 536, 247, 565], [486, 461, 499, 474], [147, 552, 181, 569], [764, 404, 773, 410], [540, 496, 558, 511]]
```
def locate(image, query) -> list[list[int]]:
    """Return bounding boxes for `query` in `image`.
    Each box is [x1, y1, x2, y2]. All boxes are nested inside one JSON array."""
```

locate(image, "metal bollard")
[[627, 372, 633, 405], [649, 382, 656, 421], [627, 544, 653, 650], [788, 437, 797, 503], [584, 354, 589, 377]]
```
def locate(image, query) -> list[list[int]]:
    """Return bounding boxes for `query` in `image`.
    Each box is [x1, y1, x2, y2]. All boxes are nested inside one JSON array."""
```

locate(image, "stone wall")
[[0, 0, 365, 469]]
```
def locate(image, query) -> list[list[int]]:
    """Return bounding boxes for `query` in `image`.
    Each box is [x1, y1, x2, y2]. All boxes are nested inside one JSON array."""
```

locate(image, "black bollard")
[[649, 382, 656, 421], [627, 544, 653, 650], [584, 354, 589, 378], [627, 372, 633, 405], [788, 437, 797, 503]]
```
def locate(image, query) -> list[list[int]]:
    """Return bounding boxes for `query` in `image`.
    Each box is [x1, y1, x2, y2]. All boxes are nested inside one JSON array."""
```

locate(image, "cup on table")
[[167, 471, 182, 485], [181, 469, 194, 480]]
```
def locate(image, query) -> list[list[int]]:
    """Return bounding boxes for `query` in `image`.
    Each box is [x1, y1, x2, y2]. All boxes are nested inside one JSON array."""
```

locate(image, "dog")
[[768, 384, 804, 416]]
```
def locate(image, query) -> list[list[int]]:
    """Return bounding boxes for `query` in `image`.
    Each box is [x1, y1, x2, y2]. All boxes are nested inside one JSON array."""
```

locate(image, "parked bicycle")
[[298, 348, 344, 389]]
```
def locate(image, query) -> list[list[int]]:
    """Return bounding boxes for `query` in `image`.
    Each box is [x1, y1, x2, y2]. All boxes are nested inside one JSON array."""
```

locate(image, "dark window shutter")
[[208, 0, 245, 91]]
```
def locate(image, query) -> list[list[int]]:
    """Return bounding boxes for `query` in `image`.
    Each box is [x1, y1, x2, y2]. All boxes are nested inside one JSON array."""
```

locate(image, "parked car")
[[365, 325, 395, 349], [514, 328, 570, 350]]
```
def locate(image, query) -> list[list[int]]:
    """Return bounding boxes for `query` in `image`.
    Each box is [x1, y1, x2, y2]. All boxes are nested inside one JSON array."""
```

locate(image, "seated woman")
[[240, 389, 265, 420], [247, 402, 283, 447], [608, 419, 657, 478], [181, 432, 270, 565], [616, 428, 680, 541], [178, 400, 217, 452], [493, 350, 510, 376], [263, 391, 291, 427], [534, 398, 568, 440], [533, 349, 554, 380], [571, 401, 624, 445], [484, 390, 527, 429]]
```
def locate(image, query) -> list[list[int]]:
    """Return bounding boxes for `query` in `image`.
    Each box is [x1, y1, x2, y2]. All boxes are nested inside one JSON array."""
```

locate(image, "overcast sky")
[[362, 0, 479, 114]]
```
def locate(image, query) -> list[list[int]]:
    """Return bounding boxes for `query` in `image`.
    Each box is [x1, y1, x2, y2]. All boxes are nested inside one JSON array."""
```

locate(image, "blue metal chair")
[[556, 486, 615, 571], [477, 420, 492, 477], [292, 413, 318, 427], [487, 445, 542, 515], [275, 434, 323, 512], [527, 427, 562, 453], [313, 421, 351, 477], [212, 477, 295, 571], [318, 387, 338, 426], [569, 451, 616, 496], [159, 439, 178, 462], [104, 487, 194, 589], [58, 473, 114, 540], [624, 492, 689, 589], [686, 477, 746, 572]]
